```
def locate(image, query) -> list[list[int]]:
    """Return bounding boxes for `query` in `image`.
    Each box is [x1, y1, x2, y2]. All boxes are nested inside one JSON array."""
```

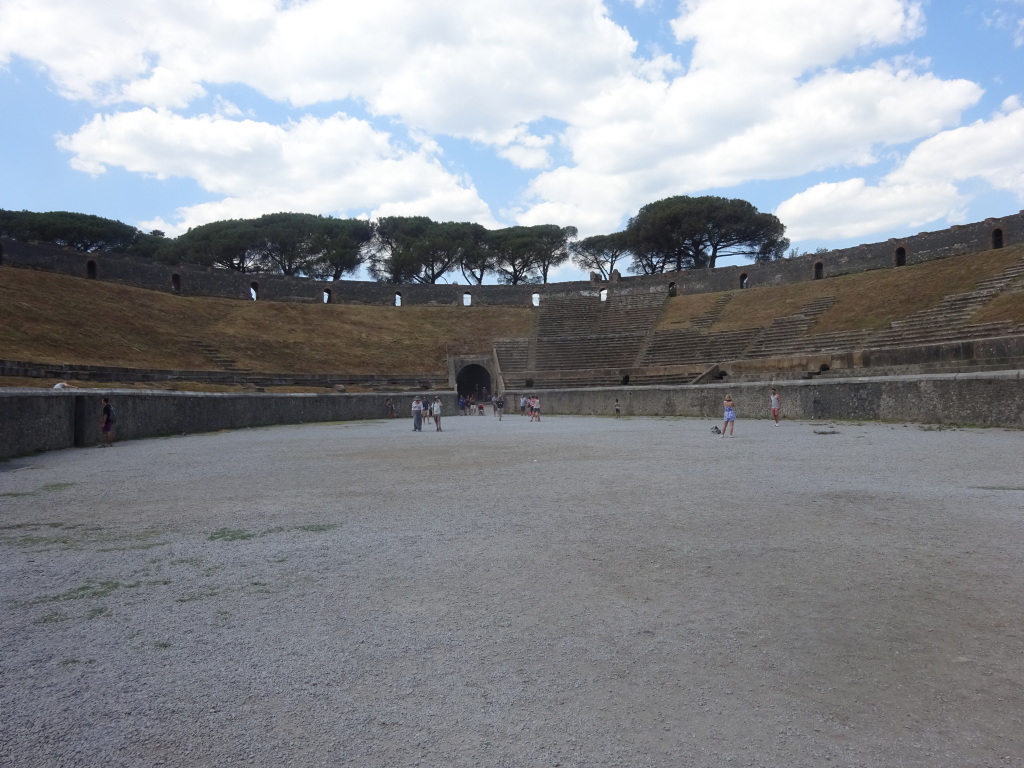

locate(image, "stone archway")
[[456, 364, 492, 398]]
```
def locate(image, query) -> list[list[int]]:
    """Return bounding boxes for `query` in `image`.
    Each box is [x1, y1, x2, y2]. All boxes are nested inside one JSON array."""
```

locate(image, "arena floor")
[[1, 414, 1022, 767]]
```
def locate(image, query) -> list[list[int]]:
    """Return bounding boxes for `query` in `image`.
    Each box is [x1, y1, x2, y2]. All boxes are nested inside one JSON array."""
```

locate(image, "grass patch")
[[296, 523, 339, 533], [969, 289, 1024, 326], [34, 611, 69, 624], [208, 528, 257, 542], [0, 524, 165, 552], [0, 482, 75, 498], [34, 580, 122, 603]]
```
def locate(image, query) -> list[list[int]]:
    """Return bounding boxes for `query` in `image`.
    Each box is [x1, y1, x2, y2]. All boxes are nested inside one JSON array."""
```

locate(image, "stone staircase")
[[742, 297, 838, 358], [193, 341, 252, 373], [494, 339, 530, 373], [691, 293, 734, 331]]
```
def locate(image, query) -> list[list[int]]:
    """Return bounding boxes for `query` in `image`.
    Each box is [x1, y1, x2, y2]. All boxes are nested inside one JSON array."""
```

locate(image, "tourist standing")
[[614, 398, 621, 418], [520, 395, 528, 416], [769, 388, 782, 426], [433, 396, 443, 432], [496, 394, 505, 421], [721, 395, 736, 437], [411, 397, 424, 432], [384, 397, 395, 418], [100, 397, 116, 447], [530, 396, 541, 422]]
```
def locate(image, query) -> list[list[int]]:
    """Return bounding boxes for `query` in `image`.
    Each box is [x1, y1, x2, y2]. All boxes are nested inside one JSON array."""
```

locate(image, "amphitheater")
[[1, 215, 1023, 766]]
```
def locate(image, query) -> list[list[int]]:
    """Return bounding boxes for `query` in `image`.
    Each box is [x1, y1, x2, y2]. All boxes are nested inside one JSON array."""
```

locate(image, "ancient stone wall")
[[3, 211, 1022, 305], [4, 372, 1020, 459], [0, 389, 461, 459]]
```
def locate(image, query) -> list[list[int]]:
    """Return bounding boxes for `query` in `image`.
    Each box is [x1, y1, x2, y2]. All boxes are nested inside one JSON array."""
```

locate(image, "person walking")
[[769, 388, 782, 426], [721, 395, 736, 437], [411, 397, 424, 432], [530, 395, 541, 422], [100, 397, 116, 447], [432, 396, 443, 432], [520, 395, 528, 416]]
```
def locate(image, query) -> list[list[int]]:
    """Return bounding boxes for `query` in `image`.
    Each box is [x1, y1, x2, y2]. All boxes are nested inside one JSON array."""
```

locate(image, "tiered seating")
[[593, 293, 667, 334], [534, 334, 647, 370], [536, 295, 603, 336], [866, 271, 1024, 349], [494, 252, 1024, 390], [639, 328, 760, 368], [742, 297, 837, 358], [494, 339, 530, 373]]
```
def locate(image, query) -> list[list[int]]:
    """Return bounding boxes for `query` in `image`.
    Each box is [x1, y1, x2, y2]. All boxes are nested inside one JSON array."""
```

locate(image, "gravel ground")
[[1, 413, 1022, 768]]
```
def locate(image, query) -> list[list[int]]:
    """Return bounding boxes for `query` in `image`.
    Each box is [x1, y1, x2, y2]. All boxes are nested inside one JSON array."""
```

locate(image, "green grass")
[[0, 482, 75, 498], [208, 528, 257, 541], [31, 580, 121, 604]]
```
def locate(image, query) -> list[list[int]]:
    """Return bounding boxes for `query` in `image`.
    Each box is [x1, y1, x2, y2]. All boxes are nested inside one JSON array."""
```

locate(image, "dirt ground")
[[1, 414, 1022, 767]]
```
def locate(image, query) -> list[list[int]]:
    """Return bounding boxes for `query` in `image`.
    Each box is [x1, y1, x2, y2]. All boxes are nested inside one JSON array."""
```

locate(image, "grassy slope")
[[654, 245, 1024, 334], [0, 268, 535, 374], [5, 245, 1024, 377]]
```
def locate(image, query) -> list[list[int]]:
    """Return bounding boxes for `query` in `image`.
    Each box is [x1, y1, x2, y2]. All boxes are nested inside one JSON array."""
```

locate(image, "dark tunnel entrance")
[[456, 364, 492, 398]]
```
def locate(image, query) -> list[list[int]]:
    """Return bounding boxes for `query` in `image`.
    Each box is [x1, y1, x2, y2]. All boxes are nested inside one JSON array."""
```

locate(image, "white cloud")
[[2, 0, 1018, 253], [671, 0, 924, 76], [57, 108, 496, 235], [776, 103, 1024, 241], [516, 1, 979, 235]]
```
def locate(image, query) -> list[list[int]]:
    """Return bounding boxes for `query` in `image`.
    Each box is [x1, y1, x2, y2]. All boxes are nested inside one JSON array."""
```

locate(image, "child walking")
[[721, 395, 736, 437]]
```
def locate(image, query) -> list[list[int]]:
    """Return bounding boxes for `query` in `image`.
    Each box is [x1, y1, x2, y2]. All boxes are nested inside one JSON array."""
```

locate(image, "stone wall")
[[3, 210, 1022, 305], [0, 390, 460, 460], [536, 372, 1024, 427], [3, 374, 1020, 460]]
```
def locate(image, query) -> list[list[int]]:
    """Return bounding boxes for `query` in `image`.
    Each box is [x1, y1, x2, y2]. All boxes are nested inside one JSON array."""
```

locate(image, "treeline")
[[0, 196, 788, 284]]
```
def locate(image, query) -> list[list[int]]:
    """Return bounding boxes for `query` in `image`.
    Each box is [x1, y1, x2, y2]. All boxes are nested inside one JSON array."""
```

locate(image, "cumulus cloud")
[[776, 102, 1024, 241], [516, 1, 979, 234], [57, 108, 496, 235], [1, 0, 1018, 249]]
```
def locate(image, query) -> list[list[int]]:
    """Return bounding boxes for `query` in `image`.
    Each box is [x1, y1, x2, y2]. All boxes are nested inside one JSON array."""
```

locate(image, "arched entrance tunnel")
[[456, 364, 492, 398]]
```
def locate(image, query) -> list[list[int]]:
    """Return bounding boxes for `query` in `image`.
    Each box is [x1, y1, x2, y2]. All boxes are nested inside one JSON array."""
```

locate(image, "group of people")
[[410, 388, 785, 434], [519, 395, 541, 421], [458, 394, 488, 416], [410, 395, 444, 432]]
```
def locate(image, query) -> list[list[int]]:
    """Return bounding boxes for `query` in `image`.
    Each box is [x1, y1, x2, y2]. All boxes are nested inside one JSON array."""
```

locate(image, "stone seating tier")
[[533, 334, 648, 371]]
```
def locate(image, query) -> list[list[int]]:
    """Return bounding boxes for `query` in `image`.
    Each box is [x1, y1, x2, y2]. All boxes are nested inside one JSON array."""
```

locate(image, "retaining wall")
[[0, 390, 460, 460], [538, 372, 1024, 427], [3, 211, 1022, 305], [3, 374, 1020, 460]]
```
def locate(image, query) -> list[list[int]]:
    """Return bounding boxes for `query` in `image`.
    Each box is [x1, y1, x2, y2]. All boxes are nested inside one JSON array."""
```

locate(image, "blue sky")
[[1, 0, 1023, 282]]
